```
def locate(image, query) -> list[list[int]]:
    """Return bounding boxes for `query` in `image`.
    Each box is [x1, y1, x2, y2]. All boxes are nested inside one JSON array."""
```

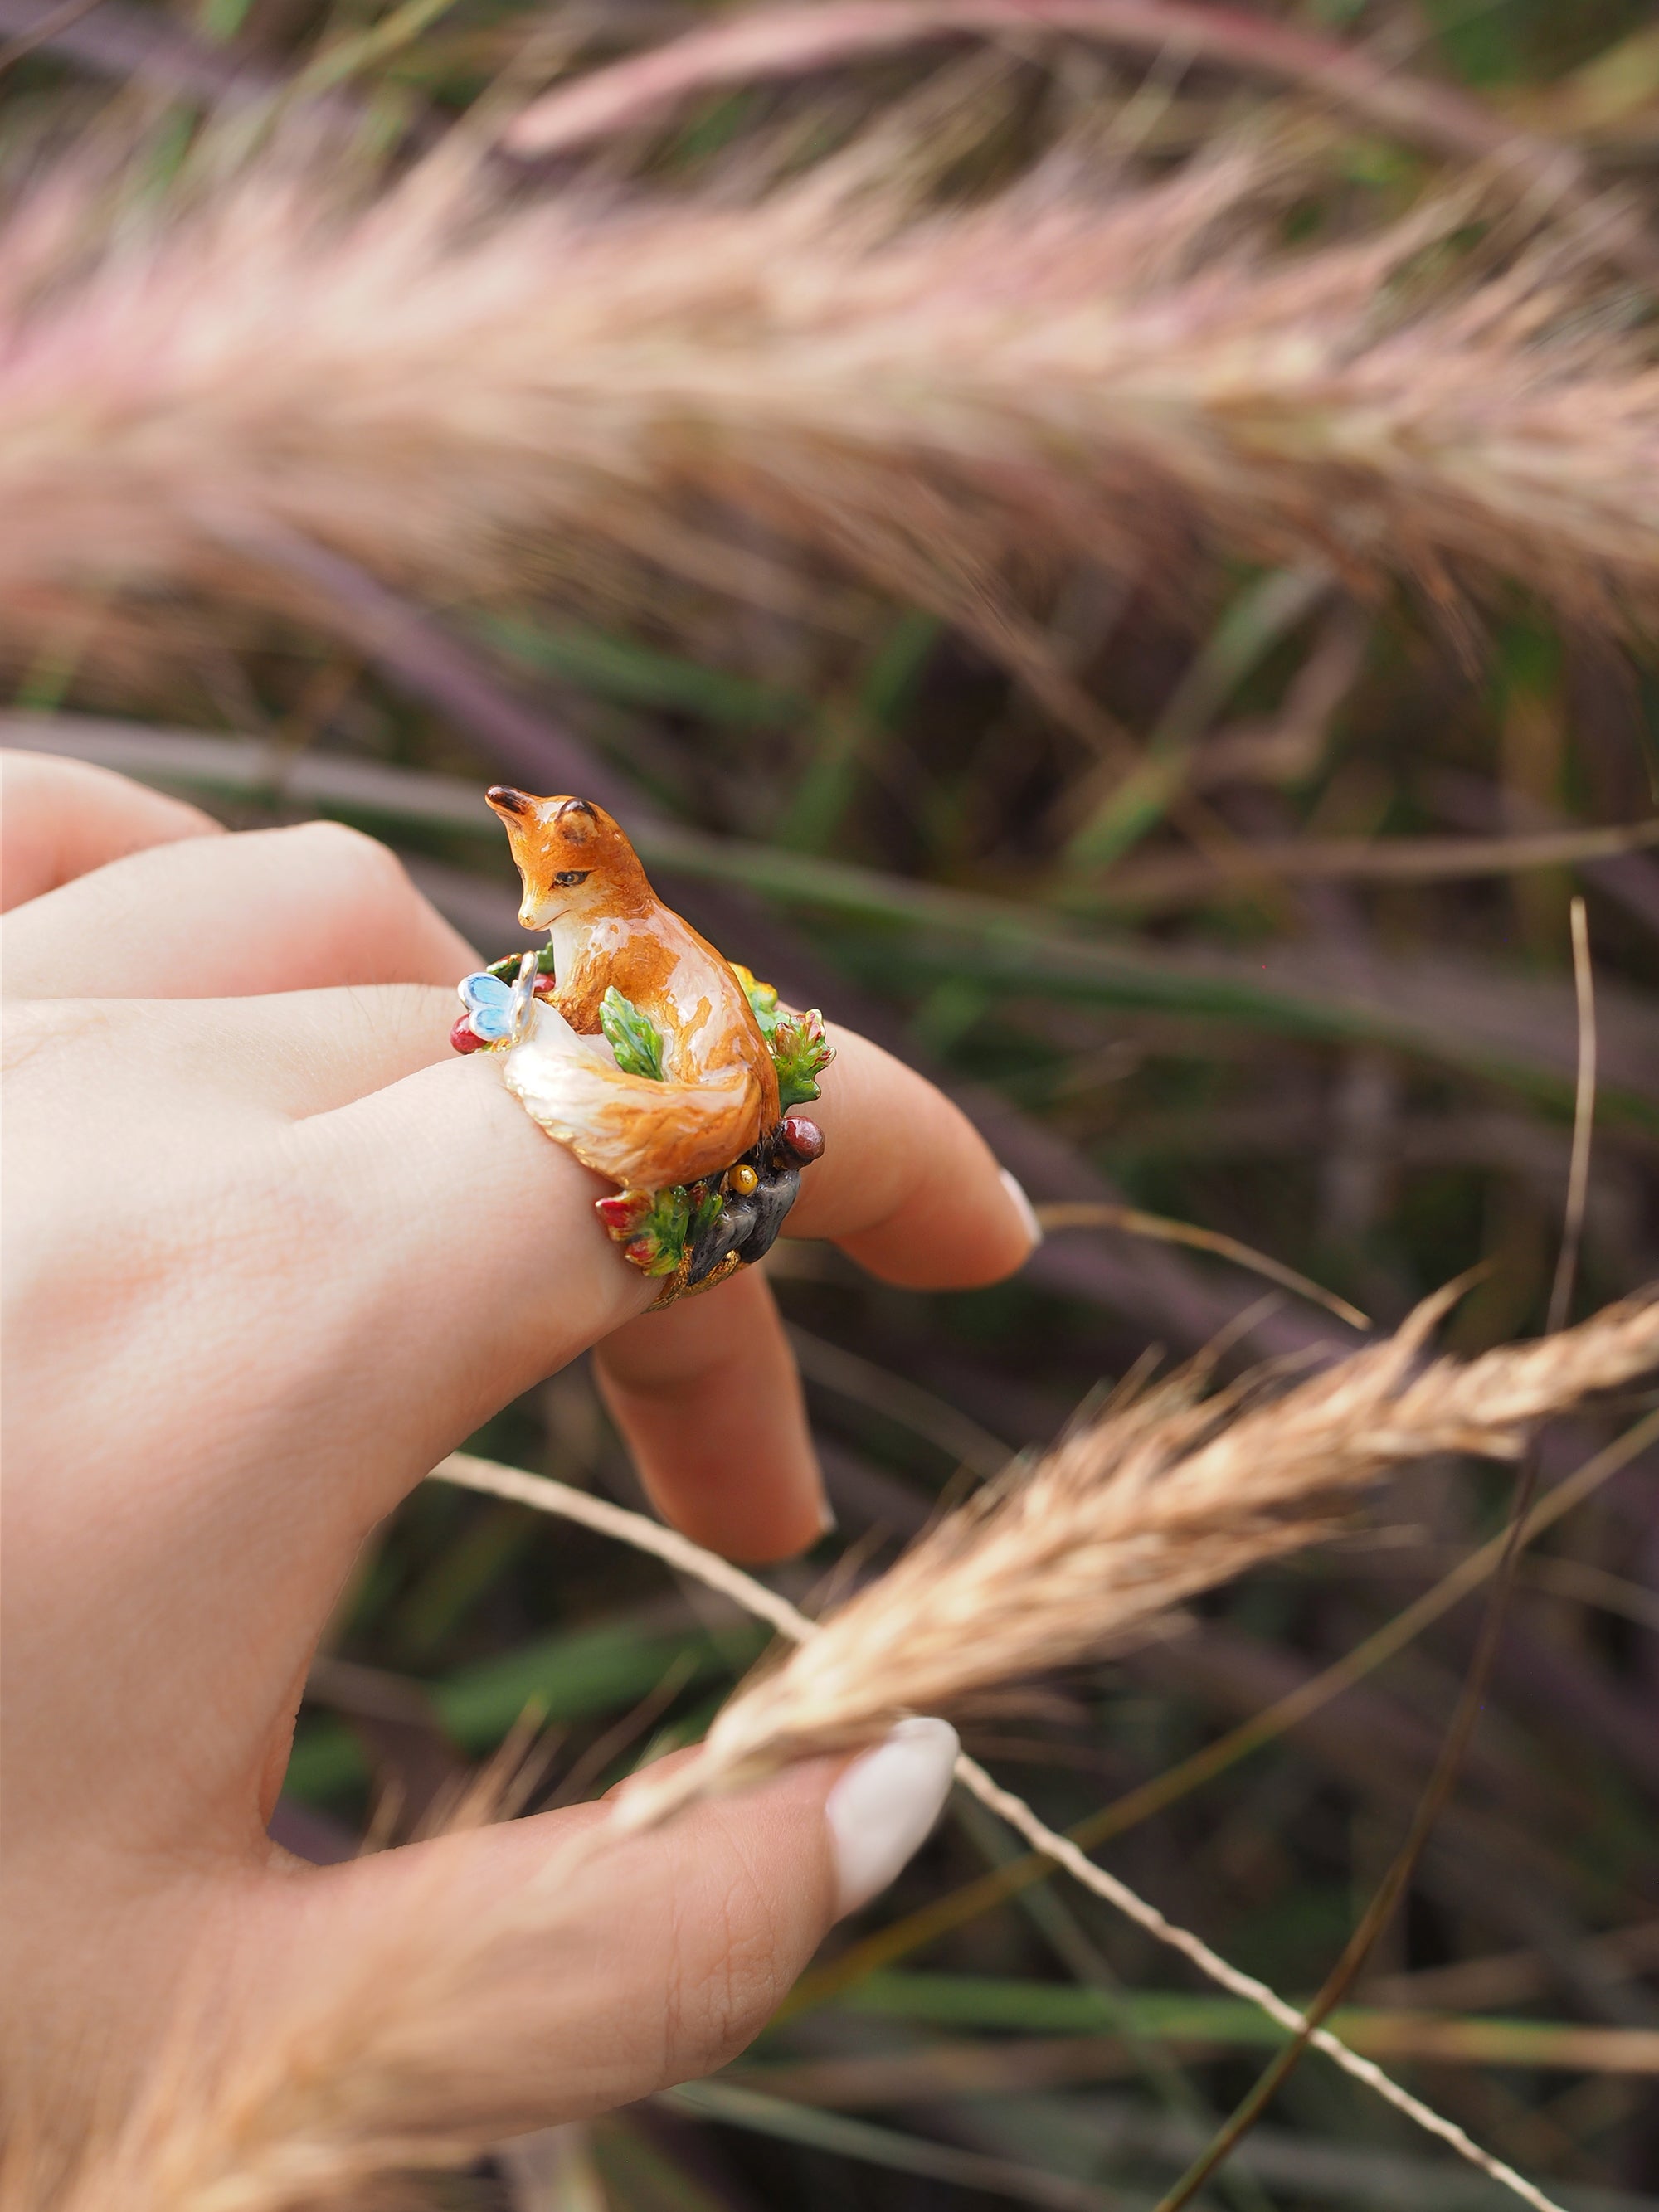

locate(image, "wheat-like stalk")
[[622, 1286, 1659, 1817], [20, 1289, 1657, 2212], [1, 119, 1657, 689]]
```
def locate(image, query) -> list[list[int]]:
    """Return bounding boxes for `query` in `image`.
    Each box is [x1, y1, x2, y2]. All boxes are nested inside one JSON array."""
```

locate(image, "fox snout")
[[485, 787, 628, 931], [486, 788, 555, 925]]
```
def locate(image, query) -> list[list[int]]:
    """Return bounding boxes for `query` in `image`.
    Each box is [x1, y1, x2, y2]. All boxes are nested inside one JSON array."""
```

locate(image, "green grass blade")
[[1063, 569, 1330, 873], [663, 2081, 1124, 2209], [775, 611, 941, 853], [839, 1972, 1659, 2074], [479, 616, 802, 727], [285, 1619, 763, 1801], [12, 717, 1652, 1118]]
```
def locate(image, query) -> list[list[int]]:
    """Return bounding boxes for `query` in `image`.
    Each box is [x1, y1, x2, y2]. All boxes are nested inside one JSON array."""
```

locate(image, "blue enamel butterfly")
[[457, 953, 540, 1044]]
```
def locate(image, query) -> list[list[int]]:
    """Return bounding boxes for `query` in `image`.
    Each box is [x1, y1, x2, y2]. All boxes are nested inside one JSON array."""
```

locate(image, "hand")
[[0, 752, 1031, 2152]]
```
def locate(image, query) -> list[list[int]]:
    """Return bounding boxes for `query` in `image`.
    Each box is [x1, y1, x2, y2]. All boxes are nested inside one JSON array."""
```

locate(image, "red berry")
[[781, 1115, 825, 1162], [450, 1014, 486, 1055]]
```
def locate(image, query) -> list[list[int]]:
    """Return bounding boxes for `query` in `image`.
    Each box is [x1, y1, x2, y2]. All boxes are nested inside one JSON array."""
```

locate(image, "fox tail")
[[503, 1004, 766, 1192]]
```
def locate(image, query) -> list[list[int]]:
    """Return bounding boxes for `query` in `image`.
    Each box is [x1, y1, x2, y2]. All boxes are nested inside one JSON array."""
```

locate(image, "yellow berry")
[[728, 1164, 759, 1195]]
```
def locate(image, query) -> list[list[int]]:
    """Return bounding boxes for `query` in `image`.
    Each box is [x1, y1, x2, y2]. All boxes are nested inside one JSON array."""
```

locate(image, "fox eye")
[[554, 869, 591, 887]]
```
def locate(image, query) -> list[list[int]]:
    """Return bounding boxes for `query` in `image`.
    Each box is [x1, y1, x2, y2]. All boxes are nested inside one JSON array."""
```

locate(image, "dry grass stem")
[[630, 1287, 1659, 1807], [3, 129, 1658, 693], [22, 1296, 1654, 2212], [504, 1, 1657, 288], [460, 1290, 1659, 2212], [431, 1462, 1574, 2212], [1085, 818, 1659, 910], [442, 1427, 1659, 2212], [1547, 898, 1598, 1334], [504, 0, 1632, 256], [796, 1403, 1659, 2014], [440, 1364, 1659, 2212], [1145, 893, 1604, 2212], [1034, 1200, 1370, 1330], [952, 1757, 1569, 2212]]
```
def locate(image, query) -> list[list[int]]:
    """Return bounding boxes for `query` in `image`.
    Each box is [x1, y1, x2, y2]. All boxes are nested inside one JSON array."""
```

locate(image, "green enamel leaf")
[[771, 1007, 834, 1111], [601, 986, 667, 1082], [626, 1184, 691, 1275], [688, 1177, 725, 1242], [485, 946, 556, 983], [622, 1179, 723, 1277]]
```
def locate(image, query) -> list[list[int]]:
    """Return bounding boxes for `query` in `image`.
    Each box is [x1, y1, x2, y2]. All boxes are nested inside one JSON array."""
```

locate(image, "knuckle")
[[285, 819, 411, 906]]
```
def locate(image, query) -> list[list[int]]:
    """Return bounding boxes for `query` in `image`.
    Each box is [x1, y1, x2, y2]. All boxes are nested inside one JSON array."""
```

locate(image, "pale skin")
[[0, 753, 1034, 2142]]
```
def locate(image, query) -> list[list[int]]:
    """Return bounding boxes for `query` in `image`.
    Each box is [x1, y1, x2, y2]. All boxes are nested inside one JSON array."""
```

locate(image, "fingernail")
[[816, 1490, 839, 1538], [998, 1168, 1044, 1252], [826, 1717, 959, 1916]]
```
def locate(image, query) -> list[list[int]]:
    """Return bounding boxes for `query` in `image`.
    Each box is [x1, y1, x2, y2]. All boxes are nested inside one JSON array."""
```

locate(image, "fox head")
[[485, 789, 652, 931]]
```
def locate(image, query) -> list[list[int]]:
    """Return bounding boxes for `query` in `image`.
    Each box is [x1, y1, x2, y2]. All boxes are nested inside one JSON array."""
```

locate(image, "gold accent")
[[727, 1164, 759, 1195], [648, 1247, 744, 1312]]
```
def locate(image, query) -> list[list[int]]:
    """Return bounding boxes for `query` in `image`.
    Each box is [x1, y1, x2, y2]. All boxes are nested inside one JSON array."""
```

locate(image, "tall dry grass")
[[621, 1284, 1659, 1817], [1, 114, 1657, 698], [18, 1287, 1657, 2212]]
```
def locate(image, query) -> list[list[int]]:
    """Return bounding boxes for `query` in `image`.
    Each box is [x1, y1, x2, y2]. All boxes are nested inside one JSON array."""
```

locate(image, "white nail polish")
[[998, 1168, 1044, 1251], [826, 1717, 959, 1916]]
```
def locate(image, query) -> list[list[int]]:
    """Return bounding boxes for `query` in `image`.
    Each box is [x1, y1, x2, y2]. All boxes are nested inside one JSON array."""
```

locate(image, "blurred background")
[[2, 0, 1658, 2205]]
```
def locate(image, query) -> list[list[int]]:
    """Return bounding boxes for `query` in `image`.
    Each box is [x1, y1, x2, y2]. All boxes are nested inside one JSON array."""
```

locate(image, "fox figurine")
[[482, 787, 782, 1194]]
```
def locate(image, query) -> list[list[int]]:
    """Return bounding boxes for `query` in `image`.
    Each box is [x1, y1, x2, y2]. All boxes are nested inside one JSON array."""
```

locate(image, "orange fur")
[[485, 790, 780, 1189]]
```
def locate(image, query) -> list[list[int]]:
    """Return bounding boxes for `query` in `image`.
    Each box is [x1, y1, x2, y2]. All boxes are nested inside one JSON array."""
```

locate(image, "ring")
[[450, 788, 833, 1309]]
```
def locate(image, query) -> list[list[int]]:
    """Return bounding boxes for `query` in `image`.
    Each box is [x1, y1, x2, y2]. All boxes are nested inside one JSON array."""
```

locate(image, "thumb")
[[229, 1724, 958, 2156]]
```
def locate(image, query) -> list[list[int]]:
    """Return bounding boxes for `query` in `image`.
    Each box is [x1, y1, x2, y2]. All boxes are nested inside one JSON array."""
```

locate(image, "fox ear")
[[556, 797, 596, 843]]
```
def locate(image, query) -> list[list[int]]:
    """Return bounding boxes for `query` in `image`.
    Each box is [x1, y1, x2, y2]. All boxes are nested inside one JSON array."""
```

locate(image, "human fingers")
[[591, 1265, 826, 1563], [282, 1055, 657, 1518], [2, 818, 476, 999], [0, 751, 221, 913], [785, 1025, 1039, 1286], [304, 1021, 1035, 1515], [241, 1722, 959, 2145], [58, 985, 461, 1118]]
